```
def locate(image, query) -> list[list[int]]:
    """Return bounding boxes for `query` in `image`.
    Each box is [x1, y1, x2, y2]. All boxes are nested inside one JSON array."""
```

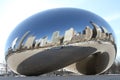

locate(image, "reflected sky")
[[5, 8, 115, 54]]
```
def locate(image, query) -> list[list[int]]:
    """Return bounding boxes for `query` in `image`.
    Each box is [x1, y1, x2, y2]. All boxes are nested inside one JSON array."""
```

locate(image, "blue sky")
[[0, 0, 120, 63]]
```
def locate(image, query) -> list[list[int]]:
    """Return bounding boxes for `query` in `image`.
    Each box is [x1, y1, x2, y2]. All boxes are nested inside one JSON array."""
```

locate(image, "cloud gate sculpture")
[[5, 8, 117, 76]]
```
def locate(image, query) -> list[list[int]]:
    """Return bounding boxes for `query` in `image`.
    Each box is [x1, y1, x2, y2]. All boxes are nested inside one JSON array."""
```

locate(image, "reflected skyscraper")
[[64, 28, 75, 43], [91, 22, 102, 39], [17, 31, 30, 50], [83, 26, 93, 41], [24, 35, 36, 49], [11, 37, 18, 50], [51, 31, 60, 43], [39, 36, 48, 47], [35, 39, 41, 48], [101, 26, 108, 33]]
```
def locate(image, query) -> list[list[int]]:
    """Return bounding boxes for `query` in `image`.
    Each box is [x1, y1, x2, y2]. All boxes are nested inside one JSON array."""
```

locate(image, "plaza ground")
[[0, 75, 120, 80]]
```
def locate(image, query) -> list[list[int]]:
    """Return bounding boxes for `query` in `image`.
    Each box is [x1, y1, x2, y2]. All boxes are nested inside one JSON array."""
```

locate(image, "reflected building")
[[83, 26, 93, 41], [35, 39, 41, 48], [17, 31, 30, 50], [71, 33, 82, 43], [39, 36, 48, 47], [101, 26, 108, 33], [91, 22, 102, 39], [5, 8, 117, 76], [51, 31, 60, 44], [109, 33, 114, 43], [11, 37, 19, 51], [64, 28, 75, 43], [24, 35, 36, 49], [100, 26, 108, 40]]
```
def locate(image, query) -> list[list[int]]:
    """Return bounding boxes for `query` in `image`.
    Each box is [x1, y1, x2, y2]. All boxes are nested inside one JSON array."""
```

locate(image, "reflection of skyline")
[[6, 22, 115, 55], [5, 8, 115, 53]]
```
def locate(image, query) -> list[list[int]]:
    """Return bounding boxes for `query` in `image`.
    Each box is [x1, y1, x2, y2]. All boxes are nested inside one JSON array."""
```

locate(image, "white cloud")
[[104, 13, 120, 22]]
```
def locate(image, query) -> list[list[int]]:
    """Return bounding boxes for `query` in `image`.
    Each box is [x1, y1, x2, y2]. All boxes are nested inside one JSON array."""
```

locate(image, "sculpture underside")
[[6, 41, 115, 76]]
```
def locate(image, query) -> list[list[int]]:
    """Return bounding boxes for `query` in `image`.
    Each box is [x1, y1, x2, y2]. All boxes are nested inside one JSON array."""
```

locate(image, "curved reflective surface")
[[5, 8, 115, 54], [5, 8, 117, 75]]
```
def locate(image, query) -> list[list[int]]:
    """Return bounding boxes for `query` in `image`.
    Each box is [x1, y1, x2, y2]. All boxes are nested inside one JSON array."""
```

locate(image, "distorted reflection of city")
[[6, 21, 115, 58], [5, 8, 117, 76]]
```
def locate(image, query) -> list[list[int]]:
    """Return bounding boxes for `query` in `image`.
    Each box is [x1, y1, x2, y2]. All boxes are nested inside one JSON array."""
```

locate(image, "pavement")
[[0, 75, 120, 80]]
